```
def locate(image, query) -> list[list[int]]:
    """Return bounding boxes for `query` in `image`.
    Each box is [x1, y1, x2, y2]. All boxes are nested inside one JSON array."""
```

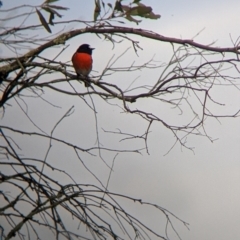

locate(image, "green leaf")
[[125, 14, 141, 24], [42, 6, 62, 18], [36, 9, 52, 33], [128, 3, 161, 20], [114, 0, 123, 12], [133, 0, 141, 3], [145, 12, 161, 20], [46, 5, 69, 10], [137, 6, 152, 16], [122, 5, 130, 11], [49, 12, 55, 25], [129, 6, 152, 16], [114, 0, 160, 23], [45, 0, 59, 3], [101, 0, 105, 9], [94, 0, 101, 21]]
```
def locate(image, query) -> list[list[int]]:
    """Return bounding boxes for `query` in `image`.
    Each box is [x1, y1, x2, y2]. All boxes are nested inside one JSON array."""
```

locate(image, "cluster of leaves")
[[94, 0, 161, 23], [36, 0, 68, 33], [36, 0, 161, 33]]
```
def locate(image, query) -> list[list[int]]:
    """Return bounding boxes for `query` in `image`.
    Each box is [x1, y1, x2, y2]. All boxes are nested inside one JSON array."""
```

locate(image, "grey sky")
[[1, 0, 240, 239]]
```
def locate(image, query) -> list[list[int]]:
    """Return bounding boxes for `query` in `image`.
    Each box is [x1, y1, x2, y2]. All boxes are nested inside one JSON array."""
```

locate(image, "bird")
[[72, 44, 94, 87]]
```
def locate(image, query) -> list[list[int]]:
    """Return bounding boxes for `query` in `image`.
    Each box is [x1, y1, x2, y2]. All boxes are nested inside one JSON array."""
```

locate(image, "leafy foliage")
[[36, 1, 68, 33], [94, 0, 160, 23]]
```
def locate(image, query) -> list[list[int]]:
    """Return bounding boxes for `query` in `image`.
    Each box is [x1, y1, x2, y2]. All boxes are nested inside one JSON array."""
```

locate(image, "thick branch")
[[1, 25, 239, 74]]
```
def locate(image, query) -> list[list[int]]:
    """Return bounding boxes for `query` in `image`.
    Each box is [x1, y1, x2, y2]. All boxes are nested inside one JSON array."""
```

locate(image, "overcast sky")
[[1, 1, 240, 240]]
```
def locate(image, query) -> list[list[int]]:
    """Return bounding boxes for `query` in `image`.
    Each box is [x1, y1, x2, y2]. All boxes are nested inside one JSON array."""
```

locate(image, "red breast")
[[72, 44, 94, 76]]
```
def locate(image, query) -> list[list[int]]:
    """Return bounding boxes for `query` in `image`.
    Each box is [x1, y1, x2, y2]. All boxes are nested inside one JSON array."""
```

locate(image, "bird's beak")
[[91, 48, 95, 50]]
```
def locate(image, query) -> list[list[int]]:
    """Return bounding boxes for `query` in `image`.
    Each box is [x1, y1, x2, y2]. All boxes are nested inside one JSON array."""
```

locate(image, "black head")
[[76, 44, 94, 55]]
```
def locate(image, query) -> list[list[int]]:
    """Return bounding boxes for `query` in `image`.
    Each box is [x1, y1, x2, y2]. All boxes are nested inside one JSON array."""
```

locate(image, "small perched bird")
[[72, 44, 94, 87]]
